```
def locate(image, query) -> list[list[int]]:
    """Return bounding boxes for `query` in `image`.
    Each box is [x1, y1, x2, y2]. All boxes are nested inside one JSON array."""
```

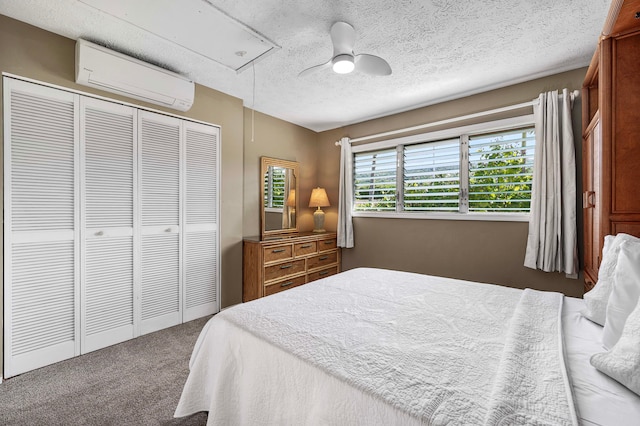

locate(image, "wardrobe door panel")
[[139, 111, 181, 334], [3, 79, 80, 377], [183, 121, 219, 321], [80, 97, 135, 353]]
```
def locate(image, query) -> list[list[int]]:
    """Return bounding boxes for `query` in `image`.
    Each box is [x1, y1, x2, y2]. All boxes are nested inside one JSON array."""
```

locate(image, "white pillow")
[[591, 296, 640, 396], [582, 233, 640, 325], [602, 240, 640, 349]]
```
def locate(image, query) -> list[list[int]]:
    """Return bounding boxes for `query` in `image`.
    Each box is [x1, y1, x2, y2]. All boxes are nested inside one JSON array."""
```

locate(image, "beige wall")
[[242, 109, 319, 237], [0, 12, 245, 351], [317, 68, 587, 297]]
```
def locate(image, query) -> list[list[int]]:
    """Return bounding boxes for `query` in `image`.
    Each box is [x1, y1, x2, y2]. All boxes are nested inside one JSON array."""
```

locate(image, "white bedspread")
[[175, 268, 577, 425]]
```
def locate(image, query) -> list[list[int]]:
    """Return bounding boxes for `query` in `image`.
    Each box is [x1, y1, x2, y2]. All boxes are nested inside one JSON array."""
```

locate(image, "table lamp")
[[309, 187, 330, 233]]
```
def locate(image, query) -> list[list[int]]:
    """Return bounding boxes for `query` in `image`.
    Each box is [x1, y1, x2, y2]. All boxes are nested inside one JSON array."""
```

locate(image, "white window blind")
[[264, 166, 286, 209], [468, 128, 535, 212], [353, 148, 397, 211], [403, 139, 460, 212], [351, 121, 535, 218]]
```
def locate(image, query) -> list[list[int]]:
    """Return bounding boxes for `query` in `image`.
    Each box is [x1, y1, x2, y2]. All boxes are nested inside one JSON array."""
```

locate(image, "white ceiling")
[[0, 0, 611, 132]]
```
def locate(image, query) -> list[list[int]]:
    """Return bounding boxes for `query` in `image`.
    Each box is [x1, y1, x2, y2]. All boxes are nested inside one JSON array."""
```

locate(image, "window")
[[404, 139, 460, 212], [353, 121, 535, 218], [468, 128, 535, 212], [264, 166, 286, 209], [353, 148, 397, 211]]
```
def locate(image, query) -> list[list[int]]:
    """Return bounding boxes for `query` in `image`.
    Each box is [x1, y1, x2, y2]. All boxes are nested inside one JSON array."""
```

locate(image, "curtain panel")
[[337, 137, 354, 248], [524, 89, 577, 278]]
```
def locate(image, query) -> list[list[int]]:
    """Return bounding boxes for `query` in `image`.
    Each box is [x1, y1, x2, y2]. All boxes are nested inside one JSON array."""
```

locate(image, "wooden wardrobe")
[[582, 0, 640, 291]]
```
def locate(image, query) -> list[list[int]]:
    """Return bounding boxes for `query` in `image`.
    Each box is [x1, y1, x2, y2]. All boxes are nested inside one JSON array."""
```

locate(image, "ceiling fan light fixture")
[[332, 54, 355, 74]]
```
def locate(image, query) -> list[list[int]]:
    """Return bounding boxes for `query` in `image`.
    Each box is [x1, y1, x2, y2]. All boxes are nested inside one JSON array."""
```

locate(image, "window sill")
[[351, 211, 530, 222]]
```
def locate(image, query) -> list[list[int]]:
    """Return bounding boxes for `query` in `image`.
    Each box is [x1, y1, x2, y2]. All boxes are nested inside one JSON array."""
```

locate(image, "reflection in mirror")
[[261, 157, 299, 237]]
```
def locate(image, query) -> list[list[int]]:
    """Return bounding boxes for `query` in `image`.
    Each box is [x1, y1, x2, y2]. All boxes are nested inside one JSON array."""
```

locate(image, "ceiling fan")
[[298, 21, 392, 77]]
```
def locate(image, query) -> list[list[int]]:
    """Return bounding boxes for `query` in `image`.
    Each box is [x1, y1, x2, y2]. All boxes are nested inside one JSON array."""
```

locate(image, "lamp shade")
[[286, 189, 296, 207], [309, 187, 330, 208]]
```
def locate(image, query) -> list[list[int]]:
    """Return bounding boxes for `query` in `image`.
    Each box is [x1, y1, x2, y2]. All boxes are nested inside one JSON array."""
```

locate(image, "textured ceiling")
[[0, 0, 611, 132]]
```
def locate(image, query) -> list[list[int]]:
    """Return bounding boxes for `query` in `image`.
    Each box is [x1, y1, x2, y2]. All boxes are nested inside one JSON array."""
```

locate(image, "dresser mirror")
[[261, 157, 299, 238]]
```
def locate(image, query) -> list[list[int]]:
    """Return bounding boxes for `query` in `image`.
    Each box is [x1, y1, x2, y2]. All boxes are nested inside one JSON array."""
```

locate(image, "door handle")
[[583, 191, 595, 208]]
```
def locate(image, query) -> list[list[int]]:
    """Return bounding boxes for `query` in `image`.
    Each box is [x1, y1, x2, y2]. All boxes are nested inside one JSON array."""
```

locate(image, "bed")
[[174, 267, 640, 425]]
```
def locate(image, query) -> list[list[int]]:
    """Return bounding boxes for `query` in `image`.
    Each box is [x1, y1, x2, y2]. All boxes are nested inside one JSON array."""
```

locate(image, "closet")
[[3, 77, 219, 377], [582, 0, 640, 291]]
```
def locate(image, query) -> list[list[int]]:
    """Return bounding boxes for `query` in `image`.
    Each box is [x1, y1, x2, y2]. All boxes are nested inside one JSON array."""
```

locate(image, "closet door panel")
[[3, 79, 80, 377], [139, 111, 181, 334], [80, 97, 135, 353], [183, 122, 219, 321], [141, 234, 180, 333], [83, 236, 134, 350]]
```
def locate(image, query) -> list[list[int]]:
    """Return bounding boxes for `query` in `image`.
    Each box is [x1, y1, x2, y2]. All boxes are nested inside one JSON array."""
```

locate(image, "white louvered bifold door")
[[80, 97, 136, 353], [3, 78, 80, 377], [183, 121, 219, 321], [138, 111, 181, 334]]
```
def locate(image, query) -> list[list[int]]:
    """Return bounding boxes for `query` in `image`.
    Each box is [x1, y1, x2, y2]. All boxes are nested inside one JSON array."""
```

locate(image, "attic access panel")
[[78, 0, 279, 72]]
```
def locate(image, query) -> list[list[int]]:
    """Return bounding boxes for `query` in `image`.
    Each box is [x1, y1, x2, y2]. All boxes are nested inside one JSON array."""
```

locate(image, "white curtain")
[[524, 89, 577, 278], [337, 137, 354, 248]]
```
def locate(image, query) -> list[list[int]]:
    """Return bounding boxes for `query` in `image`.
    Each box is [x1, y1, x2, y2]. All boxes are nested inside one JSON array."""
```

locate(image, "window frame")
[[351, 115, 535, 222]]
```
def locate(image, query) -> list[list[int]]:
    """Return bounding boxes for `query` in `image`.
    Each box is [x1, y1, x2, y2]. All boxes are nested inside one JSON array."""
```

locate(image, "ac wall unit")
[[75, 39, 194, 111]]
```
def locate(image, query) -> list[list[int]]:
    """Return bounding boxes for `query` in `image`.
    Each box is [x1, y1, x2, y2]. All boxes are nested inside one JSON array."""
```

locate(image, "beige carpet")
[[0, 316, 211, 425]]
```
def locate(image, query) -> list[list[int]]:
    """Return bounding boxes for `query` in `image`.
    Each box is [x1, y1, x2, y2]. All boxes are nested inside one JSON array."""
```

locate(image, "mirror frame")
[[260, 156, 300, 238]]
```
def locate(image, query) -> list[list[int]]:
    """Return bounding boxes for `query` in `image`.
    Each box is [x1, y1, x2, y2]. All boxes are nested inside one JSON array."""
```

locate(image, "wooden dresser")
[[243, 232, 341, 302], [582, 0, 640, 292]]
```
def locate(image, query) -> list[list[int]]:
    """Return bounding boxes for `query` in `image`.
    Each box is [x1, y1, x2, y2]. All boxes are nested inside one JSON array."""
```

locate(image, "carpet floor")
[[0, 316, 212, 425]]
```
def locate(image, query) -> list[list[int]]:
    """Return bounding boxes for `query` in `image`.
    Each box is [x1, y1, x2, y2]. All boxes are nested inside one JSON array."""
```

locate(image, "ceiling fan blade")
[[298, 60, 332, 77], [331, 21, 356, 56], [355, 54, 392, 76]]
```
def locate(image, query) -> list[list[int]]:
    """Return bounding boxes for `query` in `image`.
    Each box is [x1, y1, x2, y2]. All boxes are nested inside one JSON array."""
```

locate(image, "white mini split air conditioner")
[[75, 39, 195, 111]]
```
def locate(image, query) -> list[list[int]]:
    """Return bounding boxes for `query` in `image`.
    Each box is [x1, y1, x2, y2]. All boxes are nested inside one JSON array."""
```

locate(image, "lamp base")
[[313, 209, 326, 233]]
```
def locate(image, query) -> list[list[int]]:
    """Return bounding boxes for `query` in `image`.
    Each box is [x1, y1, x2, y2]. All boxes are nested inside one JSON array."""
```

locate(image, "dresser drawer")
[[318, 239, 337, 251], [265, 275, 306, 296], [294, 241, 317, 257], [264, 258, 305, 281], [308, 251, 337, 270], [308, 266, 338, 282], [263, 245, 293, 263]]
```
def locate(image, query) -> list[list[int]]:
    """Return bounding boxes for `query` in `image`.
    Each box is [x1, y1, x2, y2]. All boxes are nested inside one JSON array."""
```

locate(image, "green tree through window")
[[468, 129, 534, 212]]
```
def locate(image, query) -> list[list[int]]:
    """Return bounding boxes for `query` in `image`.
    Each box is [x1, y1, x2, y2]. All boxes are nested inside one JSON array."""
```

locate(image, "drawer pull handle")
[[324, 241, 333, 245], [319, 271, 329, 276], [319, 256, 328, 261], [272, 249, 286, 253], [301, 244, 312, 248], [280, 281, 294, 288], [280, 264, 292, 270]]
